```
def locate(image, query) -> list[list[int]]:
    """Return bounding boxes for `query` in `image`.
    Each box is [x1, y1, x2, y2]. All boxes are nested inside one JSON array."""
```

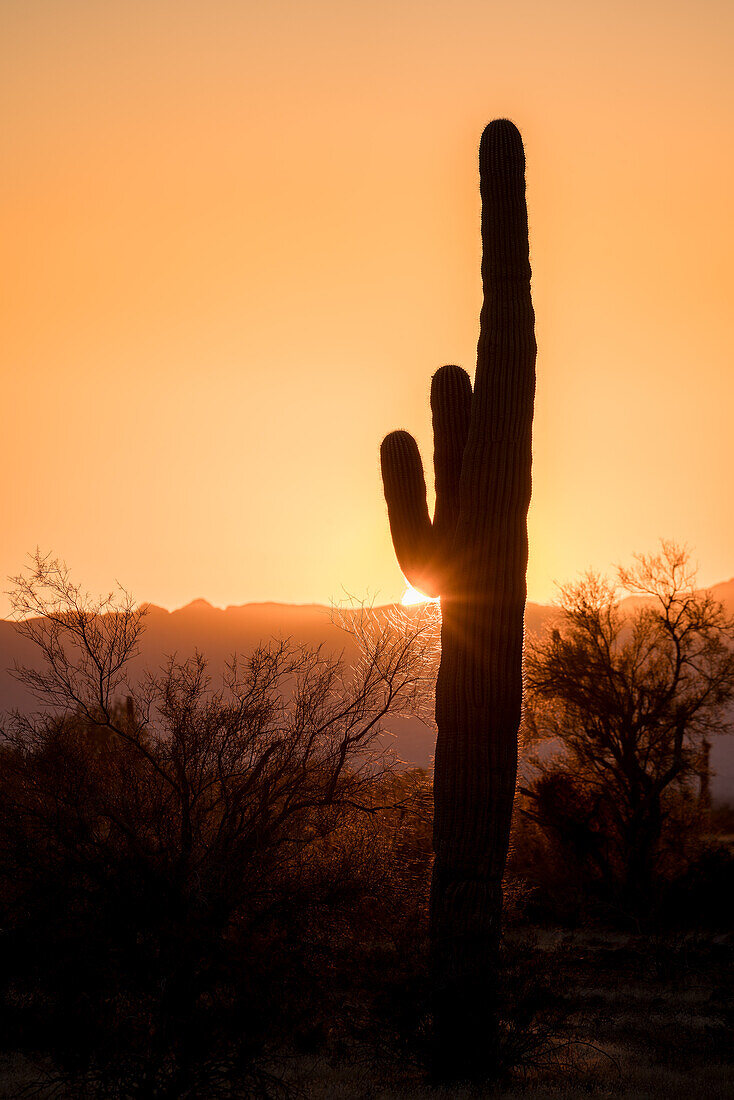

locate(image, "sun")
[[401, 584, 440, 607]]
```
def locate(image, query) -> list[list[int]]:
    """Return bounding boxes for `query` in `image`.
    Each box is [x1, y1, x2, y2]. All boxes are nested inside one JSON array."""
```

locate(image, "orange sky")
[[2, 1, 733, 614]]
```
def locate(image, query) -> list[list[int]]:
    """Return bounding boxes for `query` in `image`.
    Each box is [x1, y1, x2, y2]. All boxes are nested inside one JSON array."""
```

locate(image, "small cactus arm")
[[380, 119, 536, 1078]]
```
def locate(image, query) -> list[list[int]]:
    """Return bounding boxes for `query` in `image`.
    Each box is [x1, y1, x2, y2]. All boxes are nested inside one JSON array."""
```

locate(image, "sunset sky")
[[3, 0, 733, 614]]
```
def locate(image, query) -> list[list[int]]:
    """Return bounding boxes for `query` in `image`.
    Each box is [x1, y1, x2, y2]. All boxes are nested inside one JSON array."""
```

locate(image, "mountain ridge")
[[2, 591, 732, 800]]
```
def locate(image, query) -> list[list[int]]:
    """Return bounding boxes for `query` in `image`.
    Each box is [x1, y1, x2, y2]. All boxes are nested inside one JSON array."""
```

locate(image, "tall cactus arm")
[[430, 364, 472, 566]]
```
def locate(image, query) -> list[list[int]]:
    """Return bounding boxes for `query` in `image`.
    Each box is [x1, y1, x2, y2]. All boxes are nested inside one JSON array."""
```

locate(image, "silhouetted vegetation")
[[1, 551, 733, 1097], [518, 543, 734, 922]]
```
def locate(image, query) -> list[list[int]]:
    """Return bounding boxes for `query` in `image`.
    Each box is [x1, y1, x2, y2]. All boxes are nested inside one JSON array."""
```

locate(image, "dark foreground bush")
[[508, 782, 734, 930], [0, 710, 434, 1098]]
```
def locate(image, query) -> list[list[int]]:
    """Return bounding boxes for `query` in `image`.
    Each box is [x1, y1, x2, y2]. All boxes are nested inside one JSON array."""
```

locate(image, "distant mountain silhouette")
[[1, 594, 732, 801]]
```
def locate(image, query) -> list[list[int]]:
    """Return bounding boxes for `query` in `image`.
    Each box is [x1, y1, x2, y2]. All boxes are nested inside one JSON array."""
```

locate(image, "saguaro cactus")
[[380, 119, 536, 1077]]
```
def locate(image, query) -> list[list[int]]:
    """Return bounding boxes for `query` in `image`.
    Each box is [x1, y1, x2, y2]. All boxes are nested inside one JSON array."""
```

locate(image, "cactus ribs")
[[380, 119, 536, 1079]]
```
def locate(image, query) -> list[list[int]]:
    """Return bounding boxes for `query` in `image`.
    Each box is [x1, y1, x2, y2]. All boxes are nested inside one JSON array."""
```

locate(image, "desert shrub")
[[0, 704, 434, 1098], [508, 775, 733, 929], [660, 840, 734, 930]]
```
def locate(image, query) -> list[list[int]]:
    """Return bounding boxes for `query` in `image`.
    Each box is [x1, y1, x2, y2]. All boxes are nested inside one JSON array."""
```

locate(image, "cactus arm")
[[381, 364, 471, 598], [430, 364, 472, 572], [379, 430, 436, 595]]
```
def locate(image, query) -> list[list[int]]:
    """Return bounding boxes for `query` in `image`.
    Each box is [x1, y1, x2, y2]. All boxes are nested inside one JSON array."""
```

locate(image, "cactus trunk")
[[380, 119, 536, 1079]]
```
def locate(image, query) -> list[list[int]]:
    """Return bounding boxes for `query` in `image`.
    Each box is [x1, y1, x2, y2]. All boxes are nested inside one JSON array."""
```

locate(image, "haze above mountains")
[[2, 584, 734, 800]]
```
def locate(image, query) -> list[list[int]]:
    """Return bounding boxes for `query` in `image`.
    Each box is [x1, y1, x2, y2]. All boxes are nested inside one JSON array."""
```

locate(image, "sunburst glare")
[[401, 584, 440, 607]]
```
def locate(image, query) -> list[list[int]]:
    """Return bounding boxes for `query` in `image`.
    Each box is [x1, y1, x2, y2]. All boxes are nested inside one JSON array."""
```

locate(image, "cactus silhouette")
[[380, 119, 536, 1077]]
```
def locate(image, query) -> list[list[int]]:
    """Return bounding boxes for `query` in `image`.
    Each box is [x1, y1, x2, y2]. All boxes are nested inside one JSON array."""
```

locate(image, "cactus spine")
[[380, 119, 536, 1077]]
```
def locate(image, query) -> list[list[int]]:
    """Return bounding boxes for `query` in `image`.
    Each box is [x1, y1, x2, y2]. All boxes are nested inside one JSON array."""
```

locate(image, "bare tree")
[[9, 550, 146, 721], [523, 542, 734, 905], [7, 553, 437, 815]]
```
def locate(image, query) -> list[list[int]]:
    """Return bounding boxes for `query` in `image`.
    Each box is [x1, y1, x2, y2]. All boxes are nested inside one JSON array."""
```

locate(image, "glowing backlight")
[[401, 584, 440, 607]]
